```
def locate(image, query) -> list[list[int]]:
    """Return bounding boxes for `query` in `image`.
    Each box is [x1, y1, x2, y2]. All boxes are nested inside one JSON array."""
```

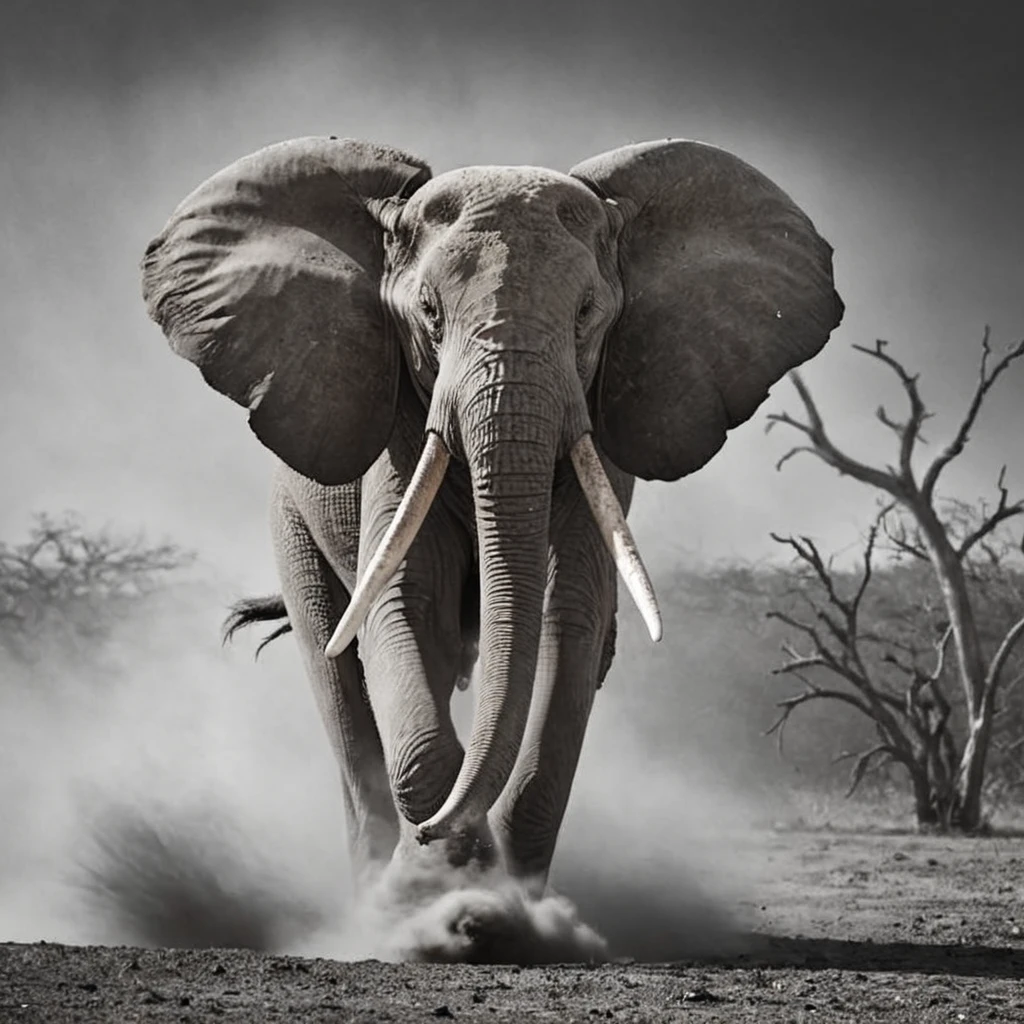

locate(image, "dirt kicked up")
[[3, 828, 1023, 1023]]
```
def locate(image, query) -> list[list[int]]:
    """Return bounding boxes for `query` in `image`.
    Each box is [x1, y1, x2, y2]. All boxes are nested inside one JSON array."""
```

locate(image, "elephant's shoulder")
[[273, 460, 362, 581]]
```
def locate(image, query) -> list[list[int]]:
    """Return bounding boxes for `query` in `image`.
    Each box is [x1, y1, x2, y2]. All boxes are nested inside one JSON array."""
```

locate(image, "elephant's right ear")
[[142, 137, 431, 485]]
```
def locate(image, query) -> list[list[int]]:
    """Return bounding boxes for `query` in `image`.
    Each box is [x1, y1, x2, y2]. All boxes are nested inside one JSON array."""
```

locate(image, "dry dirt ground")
[[2, 828, 1022, 1023]]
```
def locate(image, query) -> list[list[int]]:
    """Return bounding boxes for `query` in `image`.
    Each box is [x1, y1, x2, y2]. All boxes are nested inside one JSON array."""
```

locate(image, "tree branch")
[[955, 466, 1024, 560], [765, 686, 877, 755], [766, 371, 907, 494], [851, 339, 932, 480], [984, 613, 1024, 702], [771, 517, 885, 678], [881, 512, 930, 562], [921, 330, 1024, 499], [853, 507, 890, 612], [836, 743, 904, 797], [770, 533, 850, 619], [931, 625, 955, 684]]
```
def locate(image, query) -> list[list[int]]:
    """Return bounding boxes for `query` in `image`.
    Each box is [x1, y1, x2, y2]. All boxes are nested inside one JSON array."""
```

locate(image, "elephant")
[[142, 136, 842, 896]]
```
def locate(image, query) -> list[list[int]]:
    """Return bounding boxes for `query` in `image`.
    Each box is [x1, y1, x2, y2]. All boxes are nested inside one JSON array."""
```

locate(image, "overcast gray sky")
[[2, 0, 1022, 590]]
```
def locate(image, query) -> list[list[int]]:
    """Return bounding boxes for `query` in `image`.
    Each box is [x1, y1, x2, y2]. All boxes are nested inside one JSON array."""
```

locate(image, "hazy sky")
[[2, 0, 1022, 591]]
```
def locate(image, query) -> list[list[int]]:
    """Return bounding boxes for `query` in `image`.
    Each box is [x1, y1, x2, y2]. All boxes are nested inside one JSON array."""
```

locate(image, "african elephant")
[[142, 136, 842, 892]]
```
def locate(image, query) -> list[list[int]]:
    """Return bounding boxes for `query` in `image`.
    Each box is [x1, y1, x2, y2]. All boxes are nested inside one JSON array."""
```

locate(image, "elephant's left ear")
[[571, 140, 843, 481]]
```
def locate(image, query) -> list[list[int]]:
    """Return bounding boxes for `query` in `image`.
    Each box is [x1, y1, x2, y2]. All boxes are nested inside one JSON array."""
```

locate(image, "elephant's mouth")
[[323, 431, 661, 659]]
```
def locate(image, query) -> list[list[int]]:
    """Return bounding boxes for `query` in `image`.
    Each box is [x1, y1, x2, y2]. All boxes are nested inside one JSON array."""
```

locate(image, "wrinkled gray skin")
[[143, 137, 842, 892]]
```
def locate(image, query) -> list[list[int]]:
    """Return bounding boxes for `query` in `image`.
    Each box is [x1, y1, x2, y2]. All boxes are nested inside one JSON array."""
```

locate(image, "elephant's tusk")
[[324, 433, 450, 658], [570, 434, 662, 643]]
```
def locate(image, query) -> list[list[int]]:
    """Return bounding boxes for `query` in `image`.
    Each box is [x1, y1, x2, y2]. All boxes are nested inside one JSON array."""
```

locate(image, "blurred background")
[[1, 0, 1021, 957]]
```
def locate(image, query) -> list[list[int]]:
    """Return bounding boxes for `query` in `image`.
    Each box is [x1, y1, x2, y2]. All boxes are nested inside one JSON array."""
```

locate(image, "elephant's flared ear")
[[142, 137, 431, 485], [571, 140, 843, 481]]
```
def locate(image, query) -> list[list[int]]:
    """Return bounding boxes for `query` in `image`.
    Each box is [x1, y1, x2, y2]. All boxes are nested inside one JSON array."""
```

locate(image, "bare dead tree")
[[766, 331, 1024, 831], [0, 513, 193, 661]]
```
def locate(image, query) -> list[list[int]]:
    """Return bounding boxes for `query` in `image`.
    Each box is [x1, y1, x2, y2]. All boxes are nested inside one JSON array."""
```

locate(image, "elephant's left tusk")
[[324, 433, 450, 658], [570, 434, 663, 643]]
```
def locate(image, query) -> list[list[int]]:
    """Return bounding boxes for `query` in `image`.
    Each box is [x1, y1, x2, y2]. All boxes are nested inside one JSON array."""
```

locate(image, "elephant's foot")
[[357, 822, 605, 964], [361, 818, 498, 920], [503, 867, 548, 903], [489, 822, 554, 901], [434, 823, 498, 870], [345, 816, 401, 894], [402, 871, 609, 965], [391, 817, 498, 882]]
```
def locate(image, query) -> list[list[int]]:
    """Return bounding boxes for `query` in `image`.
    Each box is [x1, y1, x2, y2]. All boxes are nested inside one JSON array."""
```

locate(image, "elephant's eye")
[[419, 286, 443, 340], [575, 290, 595, 332]]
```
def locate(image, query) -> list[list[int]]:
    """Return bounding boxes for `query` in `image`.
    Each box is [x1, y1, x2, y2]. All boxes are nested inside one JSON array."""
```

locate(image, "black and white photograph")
[[1, 1, 1022, 1020]]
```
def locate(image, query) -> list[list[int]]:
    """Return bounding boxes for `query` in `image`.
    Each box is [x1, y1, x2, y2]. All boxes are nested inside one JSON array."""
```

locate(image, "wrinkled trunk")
[[417, 375, 560, 841]]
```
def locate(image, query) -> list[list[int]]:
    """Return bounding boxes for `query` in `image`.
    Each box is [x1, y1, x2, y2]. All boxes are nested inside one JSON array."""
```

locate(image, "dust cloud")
[[0, 580, 766, 964], [308, 847, 610, 965]]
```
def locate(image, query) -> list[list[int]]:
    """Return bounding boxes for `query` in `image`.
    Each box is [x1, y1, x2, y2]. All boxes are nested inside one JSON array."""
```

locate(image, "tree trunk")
[[913, 500, 994, 831], [953, 705, 994, 832], [911, 771, 940, 829]]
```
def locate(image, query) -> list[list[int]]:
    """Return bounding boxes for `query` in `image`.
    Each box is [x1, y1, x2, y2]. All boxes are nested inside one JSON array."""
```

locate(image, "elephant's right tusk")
[[570, 433, 663, 643], [325, 433, 450, 658]]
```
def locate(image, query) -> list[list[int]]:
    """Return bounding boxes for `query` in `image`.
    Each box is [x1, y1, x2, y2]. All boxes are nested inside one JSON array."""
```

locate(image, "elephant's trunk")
[[415, 371, 559, 842]]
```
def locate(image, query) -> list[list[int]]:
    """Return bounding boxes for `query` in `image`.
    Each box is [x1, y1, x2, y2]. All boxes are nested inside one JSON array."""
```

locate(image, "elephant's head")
[[143, 137, 842, 841]]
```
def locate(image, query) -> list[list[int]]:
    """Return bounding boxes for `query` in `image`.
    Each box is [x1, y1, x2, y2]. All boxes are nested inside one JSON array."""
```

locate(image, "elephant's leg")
[[356, 420, 494, 871], [490, 461, 631, 888], [271, 483, 400, 885]]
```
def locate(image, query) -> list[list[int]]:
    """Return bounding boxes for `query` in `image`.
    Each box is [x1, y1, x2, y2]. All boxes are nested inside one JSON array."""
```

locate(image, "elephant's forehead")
[[410, 166, 602, 224]]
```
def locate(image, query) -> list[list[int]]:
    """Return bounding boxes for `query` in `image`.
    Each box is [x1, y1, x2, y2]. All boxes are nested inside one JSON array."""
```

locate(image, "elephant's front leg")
[[270, 479, 399, 887], [356, 433, 494, 870], [490, 461, 630, 887]]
